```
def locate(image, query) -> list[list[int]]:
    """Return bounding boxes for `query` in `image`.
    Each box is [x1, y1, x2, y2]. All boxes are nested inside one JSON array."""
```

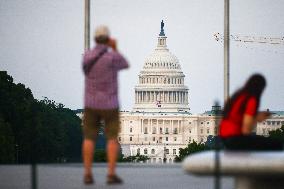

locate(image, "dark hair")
[[95, 36, 109, 44], [223, 74, 266, 118]]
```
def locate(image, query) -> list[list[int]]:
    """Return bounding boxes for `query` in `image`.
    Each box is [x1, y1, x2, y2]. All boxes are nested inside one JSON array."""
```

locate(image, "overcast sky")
[[1, 0, 284, 113]]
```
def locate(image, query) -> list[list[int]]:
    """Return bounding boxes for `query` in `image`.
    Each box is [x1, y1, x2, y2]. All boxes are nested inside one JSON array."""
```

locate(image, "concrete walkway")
[[0, 163, 233, 189]]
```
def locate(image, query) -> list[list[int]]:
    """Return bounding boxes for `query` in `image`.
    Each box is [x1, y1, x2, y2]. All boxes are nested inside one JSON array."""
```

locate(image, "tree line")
[[0, 71, 82, 163], [175, 126, 284, 162]]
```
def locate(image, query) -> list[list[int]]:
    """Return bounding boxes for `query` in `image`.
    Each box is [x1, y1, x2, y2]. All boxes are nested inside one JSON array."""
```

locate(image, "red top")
[[220, 93, 257, 138]]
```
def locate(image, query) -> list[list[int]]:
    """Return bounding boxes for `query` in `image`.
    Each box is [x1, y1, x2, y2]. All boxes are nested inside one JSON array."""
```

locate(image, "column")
[[155, 92, 158, 102], [165, 91, 168, 103], [186, 93, 188, 103], [171, 120, 173, 134], [150, 119, 152, 134]]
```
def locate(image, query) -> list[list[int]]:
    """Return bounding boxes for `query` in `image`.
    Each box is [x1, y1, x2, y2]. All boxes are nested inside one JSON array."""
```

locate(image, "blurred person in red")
[[220, 74, 283, 150], [82, 25, 129, 185]]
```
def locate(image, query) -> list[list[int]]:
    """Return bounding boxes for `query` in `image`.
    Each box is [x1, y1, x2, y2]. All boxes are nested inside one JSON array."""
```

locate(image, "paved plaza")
[[0, 163, 233, 189]]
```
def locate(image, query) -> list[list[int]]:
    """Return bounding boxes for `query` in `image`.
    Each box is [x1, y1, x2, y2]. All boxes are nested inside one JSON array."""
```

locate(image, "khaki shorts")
[[83, 108, 120, 140]]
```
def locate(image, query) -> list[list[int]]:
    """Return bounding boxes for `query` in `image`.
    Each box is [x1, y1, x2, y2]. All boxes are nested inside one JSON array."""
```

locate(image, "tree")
[[268, 125, 284, 143], [0, 71, 82, 163], [0, 117, 15, 163], [175, 141, 208, 162], [121, 154, 150, 163]]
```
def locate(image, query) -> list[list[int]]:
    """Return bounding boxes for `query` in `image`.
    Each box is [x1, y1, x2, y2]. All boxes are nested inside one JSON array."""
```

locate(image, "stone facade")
[[119, 111, 221, 163], [119, 23, 221, 163], [256, 111, 284, 136]]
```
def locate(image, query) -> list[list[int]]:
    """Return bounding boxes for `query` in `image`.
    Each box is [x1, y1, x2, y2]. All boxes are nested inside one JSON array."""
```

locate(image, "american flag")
[[156, 101, 161, 107]]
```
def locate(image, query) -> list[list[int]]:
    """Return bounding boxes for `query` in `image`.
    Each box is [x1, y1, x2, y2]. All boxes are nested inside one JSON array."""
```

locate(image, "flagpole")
[[84, 0, 90, 51]]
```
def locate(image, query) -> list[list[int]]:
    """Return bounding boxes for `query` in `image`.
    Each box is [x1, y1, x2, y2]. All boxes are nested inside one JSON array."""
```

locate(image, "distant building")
[[118, 22, 221, 163], [75, 22, 284, 163], [256, 111, 284, 136]]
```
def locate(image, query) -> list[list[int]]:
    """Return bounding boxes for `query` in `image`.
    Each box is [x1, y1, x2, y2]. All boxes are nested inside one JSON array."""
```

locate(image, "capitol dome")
[[143, 50, 181, 70], [133, 21, 190, 113]]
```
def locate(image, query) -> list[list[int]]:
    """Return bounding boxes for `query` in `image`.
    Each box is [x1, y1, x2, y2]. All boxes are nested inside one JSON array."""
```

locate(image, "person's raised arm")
[[108, 38, 129, 70]]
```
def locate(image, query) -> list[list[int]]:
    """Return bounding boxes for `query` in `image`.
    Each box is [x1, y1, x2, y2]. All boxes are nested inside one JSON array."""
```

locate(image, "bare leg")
[[82, 139, 95, 176], [107, 139, 119, 176]]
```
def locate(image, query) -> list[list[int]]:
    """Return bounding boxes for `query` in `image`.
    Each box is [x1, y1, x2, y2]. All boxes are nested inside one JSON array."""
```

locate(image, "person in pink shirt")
[[82, 25, 129, 185]]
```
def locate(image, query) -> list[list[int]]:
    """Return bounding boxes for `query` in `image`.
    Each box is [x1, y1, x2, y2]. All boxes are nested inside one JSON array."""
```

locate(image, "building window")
[[200, 129, 203, 134], [165, 128, 169, 134], [188, 122, 191, 124], [207, 128, 210, 134], [160, 127, 163, 134], [130, 137, 132, 141], [207, 122, 210, 124], [201, 122, 204, 124], [137, 148, 140, 155], [144, 127, 148, 134], [165, 149, 169, 154], [151, 149, 155, 154], [144, 148, 148, 155], [152, 127, 156, 134], [173, 149, 176, 155], [174, 137, 177, 141], [130, 127, 132, 133], [166, 137, 168, 141], [174, 128, 178, 134], [267, 121, 271, 125], [118, 137, 121, 142], [130, 121, 132, 123], [201, 138, 204, 143], [214, 127, 217, 134], [189, 129, 191, 133], [159, 137, 162, 143], [153, 137, 155, 141], [189, 137, 191, 142]]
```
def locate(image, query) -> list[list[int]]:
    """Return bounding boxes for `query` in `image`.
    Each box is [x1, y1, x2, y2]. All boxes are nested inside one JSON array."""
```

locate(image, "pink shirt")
[[83, 44, 129, 109]]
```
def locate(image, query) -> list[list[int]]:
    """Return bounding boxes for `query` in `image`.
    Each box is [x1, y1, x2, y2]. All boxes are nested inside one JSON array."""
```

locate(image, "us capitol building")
[[118, 21, 222, 163], [77, 21, 284, 163]]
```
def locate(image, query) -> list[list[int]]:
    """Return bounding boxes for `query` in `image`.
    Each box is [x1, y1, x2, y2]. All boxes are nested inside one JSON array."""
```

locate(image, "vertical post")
[[224, 0, 230, 103], [84, 0, 90, 51]]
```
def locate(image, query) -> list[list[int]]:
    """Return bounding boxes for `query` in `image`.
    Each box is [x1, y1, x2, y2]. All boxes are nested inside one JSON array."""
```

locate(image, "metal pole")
[[84, 0, 90, 51], [224, 0, 230, 103]]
